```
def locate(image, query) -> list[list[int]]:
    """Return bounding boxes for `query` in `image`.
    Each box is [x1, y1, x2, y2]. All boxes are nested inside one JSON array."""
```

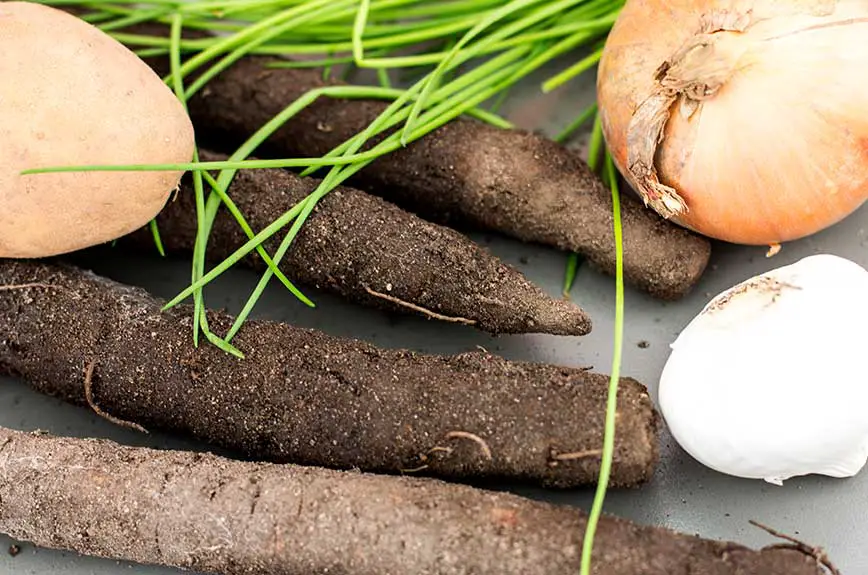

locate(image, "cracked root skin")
[[117, 148, 592, 337], [0, 260, 655, 489], [0, 427, 826, 575]]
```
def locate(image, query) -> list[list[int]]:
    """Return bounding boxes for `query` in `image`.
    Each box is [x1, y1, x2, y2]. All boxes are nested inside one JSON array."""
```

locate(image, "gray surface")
[[3, 61, 867, 574]]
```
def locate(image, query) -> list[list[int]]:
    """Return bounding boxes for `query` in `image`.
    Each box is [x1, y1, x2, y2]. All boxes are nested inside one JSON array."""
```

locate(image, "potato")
[[0, 2, 195, 258]]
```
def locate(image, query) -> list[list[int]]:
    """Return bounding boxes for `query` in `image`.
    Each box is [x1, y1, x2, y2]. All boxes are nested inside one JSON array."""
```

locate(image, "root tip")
[[527, 299, 593, 336]]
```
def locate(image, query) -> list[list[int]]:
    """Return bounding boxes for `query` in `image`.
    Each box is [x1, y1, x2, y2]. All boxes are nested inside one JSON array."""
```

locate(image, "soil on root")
[[116, 148, 592, 336], [0, 260, 656, 489], [139, 53, 712, 301], [0, 425, 829, 575]]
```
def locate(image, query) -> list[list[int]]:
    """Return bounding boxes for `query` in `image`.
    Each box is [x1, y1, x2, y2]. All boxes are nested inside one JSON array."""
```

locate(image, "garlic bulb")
[[658, 254, 868, 485]]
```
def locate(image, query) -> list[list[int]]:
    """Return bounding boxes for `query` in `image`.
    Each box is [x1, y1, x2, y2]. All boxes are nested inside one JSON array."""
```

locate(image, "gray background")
[[2, 59, 866, 574]]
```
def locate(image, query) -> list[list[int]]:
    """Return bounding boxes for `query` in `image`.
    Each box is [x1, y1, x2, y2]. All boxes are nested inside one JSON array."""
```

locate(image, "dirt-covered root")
[[117, 148, 591, 336], [0, 259, 655, 488], [0, 426, 828, 575], [137, 51, 711, 301]]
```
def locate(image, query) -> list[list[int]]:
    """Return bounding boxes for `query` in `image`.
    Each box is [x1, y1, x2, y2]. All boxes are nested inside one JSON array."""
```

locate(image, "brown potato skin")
[[0, 3, 194, 258]]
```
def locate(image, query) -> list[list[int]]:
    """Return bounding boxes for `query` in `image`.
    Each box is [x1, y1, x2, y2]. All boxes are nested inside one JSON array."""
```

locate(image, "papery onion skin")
[[658, 254, 868, 485], [597, 0, 868, 246]]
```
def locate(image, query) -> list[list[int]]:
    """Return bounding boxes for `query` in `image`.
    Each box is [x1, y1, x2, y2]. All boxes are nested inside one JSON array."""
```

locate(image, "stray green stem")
[[554, 101, 596, 144], [487, 84, 512, 114], [98, 6, 173, 31], [561, 253, 581, 297], [183, 0, 360, 99], [220, 42, 495, 335], [169, 13, 205, 348], [168, 12, 244, 358], [196, 172, 310, 306], [541, 42, 604, 93], [148, 219, 166, 257], [352, 0, 372, 64], [161, 199, 307, 311], [402, 0, 573, 142], [580, 150, 624, 575], [586, 112, 605, 171], [165, 47, 526, 312], [561, 109, 603, 296], [18, 84, 511, 179], [299, 46, 525, 177], [376, 67, 393, 88]]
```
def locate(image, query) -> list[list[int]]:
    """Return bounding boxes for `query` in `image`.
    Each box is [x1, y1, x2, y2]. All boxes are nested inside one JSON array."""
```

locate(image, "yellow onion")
[[597, 0, 868, 247]]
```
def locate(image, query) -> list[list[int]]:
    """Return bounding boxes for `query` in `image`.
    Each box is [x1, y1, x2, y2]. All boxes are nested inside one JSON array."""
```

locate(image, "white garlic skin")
[[658, 254, 868, 485]]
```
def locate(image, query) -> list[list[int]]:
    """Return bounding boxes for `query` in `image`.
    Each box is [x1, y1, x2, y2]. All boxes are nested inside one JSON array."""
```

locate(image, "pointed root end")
[[526, 298, 593, 337]]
